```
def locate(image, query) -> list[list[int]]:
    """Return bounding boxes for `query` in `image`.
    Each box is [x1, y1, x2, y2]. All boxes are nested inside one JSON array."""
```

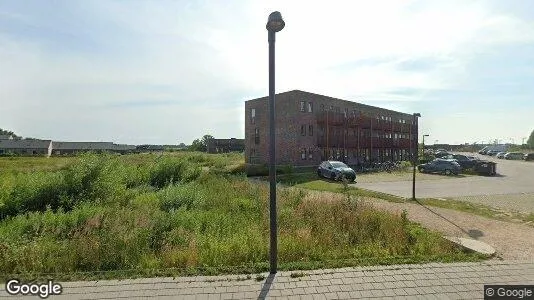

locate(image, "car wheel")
[[444, 169, 452, 175], [331, 172, 337, 181], [317, 169, 322, 178]]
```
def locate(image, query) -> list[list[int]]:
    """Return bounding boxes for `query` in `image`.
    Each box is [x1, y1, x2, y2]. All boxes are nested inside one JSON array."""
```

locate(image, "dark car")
[[504, 152, 524, 160], [524, 153, 534, 161], [440, 154, 476, 170], [417, 159, 462, 175], [317, 161, 356, 182]]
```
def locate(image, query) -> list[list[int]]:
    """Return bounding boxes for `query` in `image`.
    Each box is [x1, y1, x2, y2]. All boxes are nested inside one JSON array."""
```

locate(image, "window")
[[301, 148, 306, 160], [321, 104, 325, 111], [309, 125, 313, 136], [308, 148, 313, 159], [329, 105, 333, 111], [335, 107, 340, 113], [254, 128, 259, 144], [301, 125, 306, 136], [251, 108, 256, 124], [344, 108, 348, 118], [307, 102, 313, 112], [300, 101, 305, 112]]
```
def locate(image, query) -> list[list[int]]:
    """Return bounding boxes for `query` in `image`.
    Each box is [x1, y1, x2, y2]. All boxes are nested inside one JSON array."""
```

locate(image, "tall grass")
[[0, 153, 483, 280]]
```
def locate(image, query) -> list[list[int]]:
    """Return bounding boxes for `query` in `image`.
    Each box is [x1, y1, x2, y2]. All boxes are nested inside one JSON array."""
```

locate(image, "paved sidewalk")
[[2, 260, 533, 299]]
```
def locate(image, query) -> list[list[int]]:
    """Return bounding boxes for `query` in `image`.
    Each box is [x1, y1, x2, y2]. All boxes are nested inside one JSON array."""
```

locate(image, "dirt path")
[[303, 190, 534, 260]]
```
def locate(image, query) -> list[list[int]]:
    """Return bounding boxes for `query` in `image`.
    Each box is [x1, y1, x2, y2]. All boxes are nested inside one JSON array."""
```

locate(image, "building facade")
[[244, 90, 419, 166], [207, 138, 245, 153], [0, 139, 53, 156]]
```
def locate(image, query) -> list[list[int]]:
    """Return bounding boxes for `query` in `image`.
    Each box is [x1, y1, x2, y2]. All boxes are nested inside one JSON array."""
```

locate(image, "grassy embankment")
[[0, 153, 485, 282]]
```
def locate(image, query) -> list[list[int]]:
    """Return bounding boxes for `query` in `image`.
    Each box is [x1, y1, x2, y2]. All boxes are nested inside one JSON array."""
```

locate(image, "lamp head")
[[266, 11, 285, 32]]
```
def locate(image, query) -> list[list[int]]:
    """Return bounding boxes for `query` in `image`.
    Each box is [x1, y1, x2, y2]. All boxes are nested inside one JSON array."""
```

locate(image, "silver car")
[[495, 152, 507, 159]]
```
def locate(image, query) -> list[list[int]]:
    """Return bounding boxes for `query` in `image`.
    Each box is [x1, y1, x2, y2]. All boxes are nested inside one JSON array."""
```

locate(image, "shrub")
[[62, 154, 127, 207], [1, 171, 66, 219], [157, 184, 204, 212], [149, 157, 200, 188]]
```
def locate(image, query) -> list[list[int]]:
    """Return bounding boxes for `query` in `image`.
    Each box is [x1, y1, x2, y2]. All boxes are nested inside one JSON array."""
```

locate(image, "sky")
[[1, 0, 533, 145]]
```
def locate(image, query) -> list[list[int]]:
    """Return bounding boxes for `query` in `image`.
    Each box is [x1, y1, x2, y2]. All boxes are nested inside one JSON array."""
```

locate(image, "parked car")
[[479, 145, 509, 155], [417, 159, 462, 175], [440, 154, 477, 170], [434, 151, 451, 158], [486, 150, 501, 156], [317, 161, 356, 182], [495, 152, 508, 159], [524, 153, 534, 161], [504, 152, 525, 160]]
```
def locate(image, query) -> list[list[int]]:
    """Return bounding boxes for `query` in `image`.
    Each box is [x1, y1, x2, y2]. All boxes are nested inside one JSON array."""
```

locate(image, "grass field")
[[0, 153, 486, 281]]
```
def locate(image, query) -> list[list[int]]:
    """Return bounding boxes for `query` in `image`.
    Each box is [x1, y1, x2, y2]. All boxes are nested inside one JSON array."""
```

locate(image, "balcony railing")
[[316, 111, 345, 126], [318, 137, 416, 150]]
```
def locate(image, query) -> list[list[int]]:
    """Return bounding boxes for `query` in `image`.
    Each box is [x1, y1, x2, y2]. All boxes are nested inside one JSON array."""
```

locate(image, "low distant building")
[[51, 142, 114, 155], [0, 135, 14, 140], [207, 138, 245, 153], [112, 144, 137, 154], [136, 145, 165, 152], [0, 139, 53, 156], [51, 142, 136, 155]]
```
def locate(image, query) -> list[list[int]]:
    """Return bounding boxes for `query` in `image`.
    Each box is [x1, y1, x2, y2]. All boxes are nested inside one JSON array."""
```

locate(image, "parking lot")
[[355, 152, 534, 213]]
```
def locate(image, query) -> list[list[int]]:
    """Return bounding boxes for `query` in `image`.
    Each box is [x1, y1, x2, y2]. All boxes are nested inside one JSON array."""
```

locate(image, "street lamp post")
[[412, 113, 421, 201], [266, 11, 285, 274]]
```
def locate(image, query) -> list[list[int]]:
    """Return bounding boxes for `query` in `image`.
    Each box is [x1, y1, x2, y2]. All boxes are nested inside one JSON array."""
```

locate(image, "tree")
[[188, 134, 214, 152], [189, 139, 204, 151], [201, 134, 214, 148], [0, 128, 20, 138], [527, 129, 534, 148]]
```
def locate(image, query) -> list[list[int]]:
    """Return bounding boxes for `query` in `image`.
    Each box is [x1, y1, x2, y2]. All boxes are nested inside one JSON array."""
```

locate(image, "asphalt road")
[[354, 153, 534, 199]]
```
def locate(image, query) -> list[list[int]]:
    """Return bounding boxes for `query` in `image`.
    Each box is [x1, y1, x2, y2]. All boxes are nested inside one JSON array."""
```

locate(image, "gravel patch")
[[448, 193, 534, 214]]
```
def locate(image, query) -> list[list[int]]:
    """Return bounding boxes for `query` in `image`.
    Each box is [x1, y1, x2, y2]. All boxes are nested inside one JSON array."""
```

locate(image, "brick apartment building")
[[244, 90, 419, 166]]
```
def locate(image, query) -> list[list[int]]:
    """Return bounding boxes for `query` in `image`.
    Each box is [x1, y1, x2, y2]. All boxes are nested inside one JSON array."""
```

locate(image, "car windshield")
[[330, 162, 348, 168]]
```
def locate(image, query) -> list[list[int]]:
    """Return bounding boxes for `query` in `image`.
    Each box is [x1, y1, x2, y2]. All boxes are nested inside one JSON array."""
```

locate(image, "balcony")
[[316, 111, 345, 126]]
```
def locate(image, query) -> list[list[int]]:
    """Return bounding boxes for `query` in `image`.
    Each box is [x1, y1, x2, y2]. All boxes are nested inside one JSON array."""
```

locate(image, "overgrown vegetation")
[[0, 153, 484, 281]]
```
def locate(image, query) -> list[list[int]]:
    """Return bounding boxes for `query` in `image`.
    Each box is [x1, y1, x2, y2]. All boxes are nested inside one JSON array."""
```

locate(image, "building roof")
[[245, 89, 412, 117], [0, 139, 52, 149], [0, 135, 13, 140], [52, 142, 116, 150]]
